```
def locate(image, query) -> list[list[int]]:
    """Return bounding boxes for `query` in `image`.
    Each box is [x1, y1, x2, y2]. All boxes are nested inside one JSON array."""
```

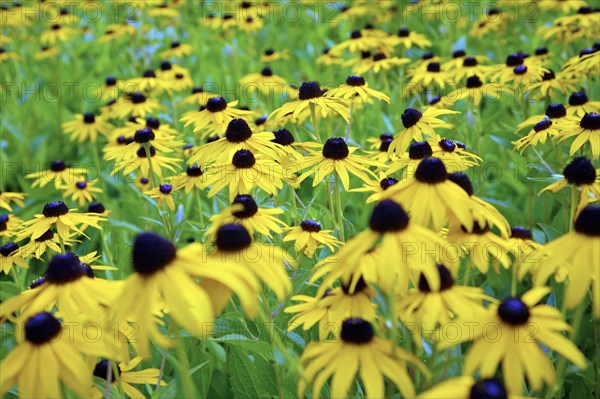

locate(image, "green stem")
[[103, 360, 112, 399], [309, 103, 322, 143], [143, 143, 158, 188], [333, 173, 345, 241], [10, 267, 22, 292], [568, 186, 578, 231], [544, 301, 586, 399], [463, 262, 473, 286], [344, 102, 354, 142], [58, 234, 66, 253], [173, 325, 196, 398]]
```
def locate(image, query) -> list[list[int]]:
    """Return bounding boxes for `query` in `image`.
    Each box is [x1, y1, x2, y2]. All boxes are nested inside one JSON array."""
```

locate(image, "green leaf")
[[0, 281, 20, 301], [151, 381, 177, 399], [228, 345, 278, 399]]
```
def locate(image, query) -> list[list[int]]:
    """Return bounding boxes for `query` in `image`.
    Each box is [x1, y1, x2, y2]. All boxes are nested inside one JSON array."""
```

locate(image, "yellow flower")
[[17, 201, 106, 241], [62, 112, 113, 143], [385, 27, 431, 49], [111, 145, 180, 179], [206, 194, 287, 239], [0, 191, 25, 211], [91, 357, 166, 398], [324, 75, 390, 104], [299, 318, 428, 398], [328, 30, 385, 56], [567, 91, 600, 117], [195, 224, 292, 318], [269, 82, 350, 124], [0, 214, 21, 238], [556, 112, 600, 159], [25, 160, 87, 189], [418, 376, 518, 399], [179, 86, 221, 107], [239, 66, 288, 98], [534, 205, 600, 317], [111, 92, 163, 119], [294, 138, 380, 190], [439, 287, 587, 395], [188, 118, 280, 165], [60, 179, 103, 207], [260, 48, 289, 63], [40, 24, 78, 45], [0, 253, 121, 323], [375, 158, 475, 232], [539, 157, 600, 217], [98, 22, 137, 43], [388, 107, 458, 154], [203, 149, 295, 201], [443, 75, 512, 107], [180, 97, 255, 137], [282, 220, 342, 258], [111, 233, 214, 356], [0, 312, 122, 398], [160, 40, 193, 58], [145, 184, 176, 211], [404, 61, 451, 95], [352, 52, 410, 75], [0, 242, 29, 274], [397, 264, 492, 344], [22, 229, 77, 259]]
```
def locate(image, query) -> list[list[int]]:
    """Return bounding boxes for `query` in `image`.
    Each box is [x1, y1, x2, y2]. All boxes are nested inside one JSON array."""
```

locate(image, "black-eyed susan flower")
[[40, 24, 77, 45], [350, 174, 399, 203], [388, 107, 458, 154], [426, 137, 482, 172], [512, 116, 560, 152], [269, 81, 350, 124], [179, 86, 220, 107], [298, 318, 427, 399], [260, 48, 289, 63], [324, 75, 390, 104], [387, 27, 431, 50], [145, 184, 176, 210], [375, 158, 475, 232], [562, 45, 600, 76], [239, 66, 288, 97], [23, 229, 76, 259], [316, 48, 345, 66], [0, 252, 120, 322], [0, 191, 25, 211], [534, 205, 600, 317], [450, 56, 491, 82], [439, 287, 587, 395], [447, 173, 511, 238], [405, 61, 450, 95], [124, 69, 166, 95], [203, 149, 293, 201], [109, 126, 183, 163], [448, 221, 511, 274], [385, 140, 434, 179], [112, 92, 163, 119], [285, 290, 338, 341], [270, 128, 306, 162], [443, 75, 511, 107], [0, 242, 29, 274], [282, 220, 342, 258], [469, 7, 507, 37], [397, 264, 491, 344], [352, 52, 410, 75], [25, 160, 87, 189], [527, 69, 577, 99], [504, 64, 549, 89], [567, 91, 600, 116], [0, 312, 119, 398], [188, 118, 279, 165], [329, 30, 384, 56], [312, 200, 457, 297], [556, 112, 600, 159], [111, 145, 180, 179], [91, 357, 166, 398], [506, 226, 544, 281], [294, 138, 380, 190], [194, 224, 291, 318], [147, 3, 180, 19], [0, 214, 21, 238], [0, 47, 20, 62], [60, 179, 103, 207], [111, 233, 214, 356], [61, 112, 113, 143], [171, 164, 207, 193], [17, 201, 105, 241], [160, 40, 193, 58], [98, 22, 137, 43], [539, 156, 600, 216], [206, 194, 286, 239], [180, 97, 254, 137], [418, 377, 516, 399], [488, 53, 526, 83], [516, 103, 571, 133]]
